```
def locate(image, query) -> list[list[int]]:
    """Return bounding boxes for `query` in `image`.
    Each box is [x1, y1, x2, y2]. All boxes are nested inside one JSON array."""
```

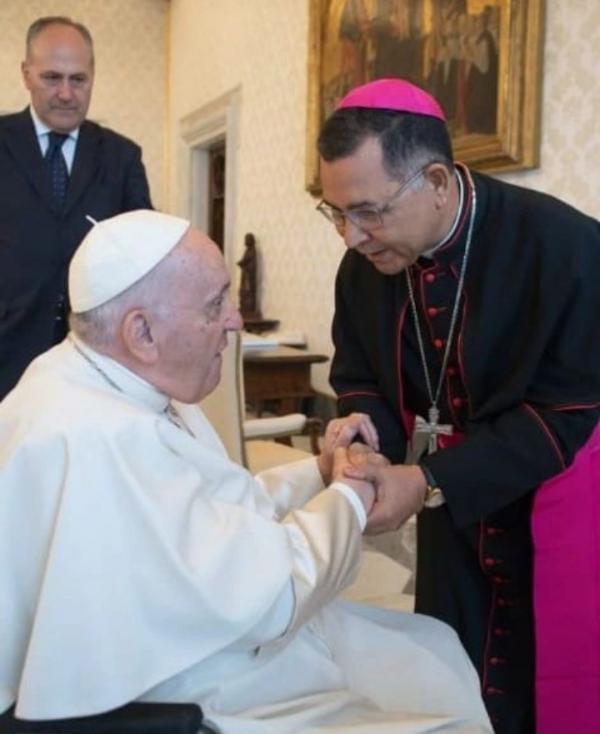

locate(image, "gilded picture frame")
[[306, 0, 545, 194]]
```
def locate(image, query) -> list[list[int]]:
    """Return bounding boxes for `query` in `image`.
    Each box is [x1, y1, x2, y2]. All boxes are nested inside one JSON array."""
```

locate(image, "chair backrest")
[[199, 332, 315, 474], [199, 332, 246, 466]]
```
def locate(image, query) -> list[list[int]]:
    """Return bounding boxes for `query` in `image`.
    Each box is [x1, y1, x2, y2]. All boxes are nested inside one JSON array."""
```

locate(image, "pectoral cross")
[[414, 406, 453, 455]]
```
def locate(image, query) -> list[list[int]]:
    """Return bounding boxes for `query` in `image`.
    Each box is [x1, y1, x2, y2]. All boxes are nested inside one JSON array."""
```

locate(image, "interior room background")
[[1, 0, 598, 396]]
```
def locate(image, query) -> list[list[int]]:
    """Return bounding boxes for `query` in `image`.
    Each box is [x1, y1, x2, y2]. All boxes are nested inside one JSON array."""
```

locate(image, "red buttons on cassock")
[[492, 575, 506, 585], [484, 557, 497, 567], [433, 338, 444, 349], [493, 627, 510, 637], [490, 657, 508, 666], [447, 366, 458, 377], [427, 306, 438, 317], [451, 396, 463, 408], [425, 272, 436, 283], [485, 686, 505, 695]]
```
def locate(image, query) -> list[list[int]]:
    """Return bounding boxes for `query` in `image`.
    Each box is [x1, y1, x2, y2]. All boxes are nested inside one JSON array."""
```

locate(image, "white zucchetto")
[[69, 210, 190, 313]]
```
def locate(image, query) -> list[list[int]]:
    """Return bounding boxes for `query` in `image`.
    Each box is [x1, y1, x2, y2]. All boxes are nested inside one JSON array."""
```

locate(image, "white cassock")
[[0, 337, 491, 733]]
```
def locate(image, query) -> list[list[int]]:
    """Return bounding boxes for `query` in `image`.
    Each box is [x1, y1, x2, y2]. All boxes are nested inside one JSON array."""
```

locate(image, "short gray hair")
[[69, 254, 176, 349], [26, 16, 94, 65], [68, 299, 125, 349]]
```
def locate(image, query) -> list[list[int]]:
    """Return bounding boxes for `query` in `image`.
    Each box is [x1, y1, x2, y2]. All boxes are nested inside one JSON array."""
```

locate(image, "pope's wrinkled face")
[[22, 23, 94, 133], [319, 137, 445, 275], [154, 230, 243, 403]]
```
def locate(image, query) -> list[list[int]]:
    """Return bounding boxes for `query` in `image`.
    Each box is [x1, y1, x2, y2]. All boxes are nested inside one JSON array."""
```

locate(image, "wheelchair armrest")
[[0, 701, 217, 734]]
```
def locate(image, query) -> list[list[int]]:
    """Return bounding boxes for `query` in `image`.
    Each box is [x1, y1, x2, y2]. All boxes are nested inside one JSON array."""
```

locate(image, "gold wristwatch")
[[420, 464, 445, 509]]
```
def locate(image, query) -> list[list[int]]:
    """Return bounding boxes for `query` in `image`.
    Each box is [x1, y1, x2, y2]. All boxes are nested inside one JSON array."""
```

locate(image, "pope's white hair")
[[69, 245, 178, 349]]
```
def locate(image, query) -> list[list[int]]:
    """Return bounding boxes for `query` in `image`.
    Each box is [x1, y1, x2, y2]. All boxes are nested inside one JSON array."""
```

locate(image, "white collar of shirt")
[[68, 333, 171, 414], [29, 106, 79, 173], [420, 167, 464, 260]]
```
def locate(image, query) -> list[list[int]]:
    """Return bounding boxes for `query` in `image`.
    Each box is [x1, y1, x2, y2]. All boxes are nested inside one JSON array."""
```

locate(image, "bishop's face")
[[154, 231, 243, 404], [319, 137, 449, 275]]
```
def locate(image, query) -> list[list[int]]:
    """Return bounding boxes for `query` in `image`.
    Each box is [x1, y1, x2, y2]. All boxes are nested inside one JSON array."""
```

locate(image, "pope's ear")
[[120, 309, 159, 364]]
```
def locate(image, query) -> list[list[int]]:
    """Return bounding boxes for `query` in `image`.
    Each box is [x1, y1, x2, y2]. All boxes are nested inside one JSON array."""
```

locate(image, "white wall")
[[0, 0, 168, 208], [167, 0, 599, 396], [168, 0, 342, 395], [500, 1, 600, 206]]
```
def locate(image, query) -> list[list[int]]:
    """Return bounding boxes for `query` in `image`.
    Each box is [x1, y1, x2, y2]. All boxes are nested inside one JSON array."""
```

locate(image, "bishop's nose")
[[340, 217, 371, 250]]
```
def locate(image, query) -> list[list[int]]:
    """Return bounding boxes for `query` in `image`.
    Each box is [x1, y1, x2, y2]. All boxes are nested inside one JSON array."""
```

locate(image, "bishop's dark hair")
[[318, 108, 454, 179]]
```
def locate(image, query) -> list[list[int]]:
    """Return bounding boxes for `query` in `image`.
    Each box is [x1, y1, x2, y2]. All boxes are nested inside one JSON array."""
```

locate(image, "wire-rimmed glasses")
[[316, 164, 431, 232]]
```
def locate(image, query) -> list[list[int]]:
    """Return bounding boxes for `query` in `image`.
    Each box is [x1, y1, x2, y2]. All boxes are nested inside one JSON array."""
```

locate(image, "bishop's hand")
[[344, 463, 427, 535]]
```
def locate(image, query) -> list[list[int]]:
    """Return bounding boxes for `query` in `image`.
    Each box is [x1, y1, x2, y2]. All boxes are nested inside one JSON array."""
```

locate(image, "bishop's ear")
[[426, 163, 454, 193], [120, 309, 159, 364], [424, 162, 453, 204]]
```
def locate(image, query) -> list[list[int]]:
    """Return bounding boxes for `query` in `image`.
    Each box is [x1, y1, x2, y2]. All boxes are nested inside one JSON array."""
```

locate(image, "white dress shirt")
[[29, 105, 80, 173]]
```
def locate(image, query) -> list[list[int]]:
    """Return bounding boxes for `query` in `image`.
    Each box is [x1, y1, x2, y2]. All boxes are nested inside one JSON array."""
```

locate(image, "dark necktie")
[[45, 131, 70, 210]]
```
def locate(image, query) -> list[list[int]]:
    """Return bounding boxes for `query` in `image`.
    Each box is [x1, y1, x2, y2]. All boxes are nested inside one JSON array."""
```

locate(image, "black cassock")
[[331, 166, 600, 734]]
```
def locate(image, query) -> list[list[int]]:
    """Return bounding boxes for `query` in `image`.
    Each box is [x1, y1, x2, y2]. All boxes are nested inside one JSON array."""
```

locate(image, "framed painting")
[[306, 0, 545, 193]]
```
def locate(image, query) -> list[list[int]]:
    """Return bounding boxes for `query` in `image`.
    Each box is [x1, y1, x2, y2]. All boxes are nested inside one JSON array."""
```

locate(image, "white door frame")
[[178, 86, 241, 275], [177, 88, 245, 463]]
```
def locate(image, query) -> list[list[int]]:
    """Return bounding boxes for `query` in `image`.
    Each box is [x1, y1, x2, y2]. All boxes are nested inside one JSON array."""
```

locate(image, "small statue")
[[237, 233, 260, 319]]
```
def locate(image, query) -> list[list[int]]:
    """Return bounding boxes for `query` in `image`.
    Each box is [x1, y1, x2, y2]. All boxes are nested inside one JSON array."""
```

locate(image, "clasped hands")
[[317, 413, 427, 534]]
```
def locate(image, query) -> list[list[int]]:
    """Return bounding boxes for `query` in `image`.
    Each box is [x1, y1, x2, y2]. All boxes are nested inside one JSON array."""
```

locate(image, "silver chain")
[[70, 335, 124, 393], [69, 335, 191, 434], [405, 169, 477, 412]]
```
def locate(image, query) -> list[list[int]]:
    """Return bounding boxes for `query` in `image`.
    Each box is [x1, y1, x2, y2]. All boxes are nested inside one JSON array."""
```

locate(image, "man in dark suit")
[[0, 15, 152, 399]]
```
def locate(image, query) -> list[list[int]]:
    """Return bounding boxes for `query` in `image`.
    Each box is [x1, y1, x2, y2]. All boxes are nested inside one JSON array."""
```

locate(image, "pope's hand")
[[317, 412, 379, 483], [346, 442, 389, 471], [344, 463, 427, 535], [331, 447, 376, 515]]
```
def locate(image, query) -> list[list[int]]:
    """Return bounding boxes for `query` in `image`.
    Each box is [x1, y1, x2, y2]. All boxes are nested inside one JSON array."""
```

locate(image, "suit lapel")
[[2, 108, 53, 205], [64, 120, 101, 216]]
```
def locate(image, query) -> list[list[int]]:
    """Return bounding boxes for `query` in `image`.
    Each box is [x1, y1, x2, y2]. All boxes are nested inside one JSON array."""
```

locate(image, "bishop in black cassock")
[[319, 78, 600, 734]]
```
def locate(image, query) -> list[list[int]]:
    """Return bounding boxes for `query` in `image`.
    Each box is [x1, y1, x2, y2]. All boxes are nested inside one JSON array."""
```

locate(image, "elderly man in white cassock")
[[0, 210, 491, 733]]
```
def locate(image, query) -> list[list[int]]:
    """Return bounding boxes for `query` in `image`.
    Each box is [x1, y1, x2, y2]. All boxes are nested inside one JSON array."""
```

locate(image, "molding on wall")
[[177, 86, 242, 277]]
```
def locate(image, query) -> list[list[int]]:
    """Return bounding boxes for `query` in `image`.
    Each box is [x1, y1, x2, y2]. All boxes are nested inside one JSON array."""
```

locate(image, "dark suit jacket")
[[0, 108, 152, 398]]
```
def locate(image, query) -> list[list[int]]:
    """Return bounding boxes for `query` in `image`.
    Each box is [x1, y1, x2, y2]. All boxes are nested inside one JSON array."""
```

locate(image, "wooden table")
[[243, 346, 328, 415]]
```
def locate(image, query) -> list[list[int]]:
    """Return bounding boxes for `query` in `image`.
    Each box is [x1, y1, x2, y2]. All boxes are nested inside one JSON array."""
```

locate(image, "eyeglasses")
[[316, 164, 431, 232]]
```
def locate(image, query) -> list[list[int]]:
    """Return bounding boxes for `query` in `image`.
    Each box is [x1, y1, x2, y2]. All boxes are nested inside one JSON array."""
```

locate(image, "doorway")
[[208, 140, 226, 251], [178, 86, 241, 275]]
